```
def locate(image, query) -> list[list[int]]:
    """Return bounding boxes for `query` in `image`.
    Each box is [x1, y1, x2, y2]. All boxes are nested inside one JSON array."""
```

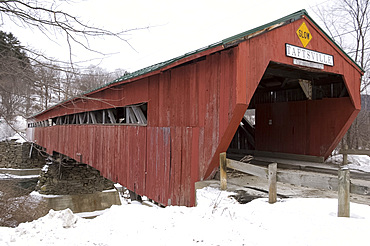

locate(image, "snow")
[[29, 191, 63, 199], [327, 154, 370, 172], [1, 187, 370, 245], [41, 165, 49, 173], [0, 116, 27, 141], [0, 173, 39, 180], [7, 132, 27, 144]]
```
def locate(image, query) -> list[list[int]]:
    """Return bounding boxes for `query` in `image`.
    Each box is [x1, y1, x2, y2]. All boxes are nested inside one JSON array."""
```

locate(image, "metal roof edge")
[[222, 9, 307, 46]]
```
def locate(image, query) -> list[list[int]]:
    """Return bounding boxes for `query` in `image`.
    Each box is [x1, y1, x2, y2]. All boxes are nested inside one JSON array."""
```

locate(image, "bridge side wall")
[[32, 47, 244, 206]]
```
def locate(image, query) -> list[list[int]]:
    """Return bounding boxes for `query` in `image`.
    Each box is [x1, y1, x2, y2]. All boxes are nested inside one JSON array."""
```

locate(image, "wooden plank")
[[341, 144, 348, 167], [252, 150, 325, 163], [131, 106, 147, 124], [145, 127, 154, 200], [107, 109, 116, 124], [227, 159, 268, 179], [339, 149, 370, 156], [190, 127, 200, 206], [112, 126, 119, 182], [170, 127, 182, 205], [126, 107, 135, 124], [163, 127, 171, 205], [181, 127, 191, 205], [189, 63, 198, 127], [147, 75, 159, 127], [220, 152, 227, 190], [268, 163, 277, 204], [338, 168, 350, 217], [277, 169, 338, 191], [116, 125, 127, 186], [350, 180, 370, 196]]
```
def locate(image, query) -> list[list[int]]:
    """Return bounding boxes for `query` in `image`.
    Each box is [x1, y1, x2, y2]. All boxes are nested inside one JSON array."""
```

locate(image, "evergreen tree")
[[0, 31, 33, 120]]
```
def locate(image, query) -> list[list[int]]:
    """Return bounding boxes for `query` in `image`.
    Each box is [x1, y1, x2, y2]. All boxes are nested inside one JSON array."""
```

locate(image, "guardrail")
[[338, 145, 370, 217], [219, 150, 370, 218]]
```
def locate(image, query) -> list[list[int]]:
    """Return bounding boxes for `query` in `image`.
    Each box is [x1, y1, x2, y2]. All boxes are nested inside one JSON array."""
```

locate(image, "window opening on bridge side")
[[29, 103, 148, 128]]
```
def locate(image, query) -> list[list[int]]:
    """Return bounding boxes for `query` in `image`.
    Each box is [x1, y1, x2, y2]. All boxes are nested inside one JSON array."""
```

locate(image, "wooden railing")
[[337, 146, 370, 217], [219, 150, 370, 217]]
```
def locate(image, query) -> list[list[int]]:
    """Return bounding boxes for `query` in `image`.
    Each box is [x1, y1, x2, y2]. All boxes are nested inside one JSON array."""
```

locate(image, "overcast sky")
[[3, 0, 327, 73]]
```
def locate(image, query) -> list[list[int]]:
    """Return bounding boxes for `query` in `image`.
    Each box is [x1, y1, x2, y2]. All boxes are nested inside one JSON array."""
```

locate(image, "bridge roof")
[[31, 9, 363, 118]]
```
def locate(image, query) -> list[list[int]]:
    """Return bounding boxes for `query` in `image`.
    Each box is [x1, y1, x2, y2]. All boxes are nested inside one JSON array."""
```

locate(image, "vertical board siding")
[[146, 127, 171, 205], [255, 97, 355, 158], [31, 47, 244, 206]]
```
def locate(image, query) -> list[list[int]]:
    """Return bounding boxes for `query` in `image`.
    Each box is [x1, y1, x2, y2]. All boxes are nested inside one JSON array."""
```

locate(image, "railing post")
[[268, 162, 277, 204], [338, 144, 350, 217], [342, 144, 348, 166], [338, 167, 350, 217], [220, 152, 227, 190]]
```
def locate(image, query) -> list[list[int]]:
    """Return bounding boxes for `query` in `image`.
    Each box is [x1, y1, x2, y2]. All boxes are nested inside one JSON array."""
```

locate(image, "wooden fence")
[[219, 149, 370, 217]]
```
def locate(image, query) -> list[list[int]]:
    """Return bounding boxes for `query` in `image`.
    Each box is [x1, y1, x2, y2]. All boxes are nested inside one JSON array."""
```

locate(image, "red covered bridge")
[[27, 10, 363, 206]]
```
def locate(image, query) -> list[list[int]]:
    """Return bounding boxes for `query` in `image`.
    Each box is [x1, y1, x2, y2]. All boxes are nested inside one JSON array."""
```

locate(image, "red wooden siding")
[[30, 14, 362, 206], [255, 97, 355, 157]]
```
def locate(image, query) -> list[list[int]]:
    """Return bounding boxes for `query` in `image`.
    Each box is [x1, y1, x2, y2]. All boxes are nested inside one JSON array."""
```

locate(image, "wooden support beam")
[[339, 149, 370, 156], [90, 112, 97, 124], [227, 159, 268, 179], [78, 113, 84, 124], [342, 144, 348, 166], [277, 170, 338, 191], [86, 112, 90, 124], [126, 107, 135, 124], [268, 163, 277, 204], [231, 150, 325, 163], [71, 114, 76, 124], [299, 79, 312, 100], [107, 109, 116, 124], [102, 110, 106, 124], [338, 168, 350, 217], [64, 115, 68, 125], [220, 152, 227, 190], [131, 106, 147, 124]]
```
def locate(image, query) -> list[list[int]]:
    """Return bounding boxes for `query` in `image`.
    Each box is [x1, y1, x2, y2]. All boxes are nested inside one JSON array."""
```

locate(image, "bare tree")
[[33, 63, 61, 111], [0, 0, 142, 64], [315, 0, 370, 92], [0, 1, 143, 124], [315, 0, 370, 149]]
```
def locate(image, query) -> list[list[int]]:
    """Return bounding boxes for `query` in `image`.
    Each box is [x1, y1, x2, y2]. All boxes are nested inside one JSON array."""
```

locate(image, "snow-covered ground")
[[0, 186, 370, 246], [327, 154, 370, 173]]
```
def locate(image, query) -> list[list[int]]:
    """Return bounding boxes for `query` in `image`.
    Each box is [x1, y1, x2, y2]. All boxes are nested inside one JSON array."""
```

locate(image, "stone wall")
[[0, 140, 46, 169], [36, 157, 115, 195]]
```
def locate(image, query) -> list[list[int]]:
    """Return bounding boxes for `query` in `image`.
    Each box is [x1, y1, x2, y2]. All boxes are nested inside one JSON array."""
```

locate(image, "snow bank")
[[7, 209, 80, 244], [1, 187, 370, 245], [327, 154, 370, 172]]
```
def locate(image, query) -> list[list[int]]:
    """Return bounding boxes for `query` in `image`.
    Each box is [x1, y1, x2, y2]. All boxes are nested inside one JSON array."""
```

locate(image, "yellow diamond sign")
[[296, 22, 312, 47]]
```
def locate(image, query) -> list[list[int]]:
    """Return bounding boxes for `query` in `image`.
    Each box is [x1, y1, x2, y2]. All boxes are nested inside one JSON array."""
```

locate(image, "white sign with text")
[[286, 44, 334, 66]]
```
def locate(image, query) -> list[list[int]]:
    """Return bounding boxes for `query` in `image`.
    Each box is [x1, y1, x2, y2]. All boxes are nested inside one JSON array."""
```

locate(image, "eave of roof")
[[30, 9, 363, 119]]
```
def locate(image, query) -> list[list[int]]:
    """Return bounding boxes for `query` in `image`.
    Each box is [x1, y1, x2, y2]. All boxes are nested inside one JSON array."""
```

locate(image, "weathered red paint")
[[29, 14, 362, 206]]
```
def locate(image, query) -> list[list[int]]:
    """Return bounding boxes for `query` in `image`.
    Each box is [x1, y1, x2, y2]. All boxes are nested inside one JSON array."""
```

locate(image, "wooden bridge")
[[27, 10, 363, 206]]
